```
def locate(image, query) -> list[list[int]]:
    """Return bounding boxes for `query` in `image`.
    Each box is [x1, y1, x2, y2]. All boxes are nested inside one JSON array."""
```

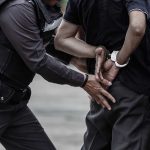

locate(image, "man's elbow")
[[54, 34, 64, 50], [130, 22, 146, 37]]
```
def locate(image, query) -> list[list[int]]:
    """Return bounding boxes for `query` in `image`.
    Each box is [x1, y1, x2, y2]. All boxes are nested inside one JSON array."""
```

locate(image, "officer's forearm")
[[36, 54, 85, 87], [117, 11, 146, 64]]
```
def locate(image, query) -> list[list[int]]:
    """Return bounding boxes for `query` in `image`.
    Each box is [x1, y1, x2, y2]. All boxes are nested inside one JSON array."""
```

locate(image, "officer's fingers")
[[100, 88, 116, 103], [95, 71, 112, 88], [90, 95, 105, 108], [96, 95, 111, 110], [98, 76, 112, 87], [96, 99, 106, 108]]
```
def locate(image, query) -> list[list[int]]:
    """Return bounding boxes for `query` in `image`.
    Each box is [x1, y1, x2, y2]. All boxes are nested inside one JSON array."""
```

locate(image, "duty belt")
[[0, 74, 31, 105]]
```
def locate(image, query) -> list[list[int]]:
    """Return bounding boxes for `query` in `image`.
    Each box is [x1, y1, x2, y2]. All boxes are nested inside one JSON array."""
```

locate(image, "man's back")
[[65, 0, 129, 50], [64, 0, 150, 94]]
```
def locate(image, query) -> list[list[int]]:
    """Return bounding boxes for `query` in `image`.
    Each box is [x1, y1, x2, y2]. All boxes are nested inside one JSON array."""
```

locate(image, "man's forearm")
[[55, 36, 96, 58], [117, 11, 146, 64], [55, 20, 96, 58]]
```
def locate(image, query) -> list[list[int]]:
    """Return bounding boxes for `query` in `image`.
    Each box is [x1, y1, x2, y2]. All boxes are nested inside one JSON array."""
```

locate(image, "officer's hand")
[[83, 75, 116, 110], [95, 47, 112, 86]]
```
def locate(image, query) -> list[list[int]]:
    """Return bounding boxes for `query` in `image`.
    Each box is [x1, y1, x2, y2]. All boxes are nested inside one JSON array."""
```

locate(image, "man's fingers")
[[95, 47, 104, 55], [96, 70, 112, 86], [103, 59, 114, 71], [104, 65, 120, 82], [95, 52, 112, 86], [103, 72, 114, 82], [95, 55, 103, 80], [95, 56, 112, 86], [100, 88, 116, 103]]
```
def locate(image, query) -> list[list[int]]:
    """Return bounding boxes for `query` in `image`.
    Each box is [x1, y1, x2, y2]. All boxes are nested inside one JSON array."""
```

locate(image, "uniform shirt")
[[64, 0, 150, 95], [0, 0, 85, 87]]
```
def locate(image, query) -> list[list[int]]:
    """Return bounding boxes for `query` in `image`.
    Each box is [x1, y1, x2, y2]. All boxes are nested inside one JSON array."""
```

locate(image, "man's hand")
[[95, 48, 120, 87], [103, 59, 120, 87], [83, 75, 116, 110], [95, 47, 112, 86]]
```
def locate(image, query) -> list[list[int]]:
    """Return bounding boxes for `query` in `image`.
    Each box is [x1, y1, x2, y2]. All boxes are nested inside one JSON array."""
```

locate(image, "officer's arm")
[[0, 3, 85, 87], [55, 20, 96, 58], [0, 3, 117, 109]]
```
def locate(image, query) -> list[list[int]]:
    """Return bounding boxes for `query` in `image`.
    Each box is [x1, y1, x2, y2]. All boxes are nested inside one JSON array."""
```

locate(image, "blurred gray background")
[[0, 75, 89, 150]]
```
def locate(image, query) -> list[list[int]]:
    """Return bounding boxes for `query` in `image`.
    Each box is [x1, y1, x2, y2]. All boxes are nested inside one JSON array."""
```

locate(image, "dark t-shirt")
[[64, 0, 150, 95]]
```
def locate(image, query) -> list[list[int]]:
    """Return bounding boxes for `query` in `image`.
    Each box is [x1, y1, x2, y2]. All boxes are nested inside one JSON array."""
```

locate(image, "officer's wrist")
[[81, 74, 89, 88]]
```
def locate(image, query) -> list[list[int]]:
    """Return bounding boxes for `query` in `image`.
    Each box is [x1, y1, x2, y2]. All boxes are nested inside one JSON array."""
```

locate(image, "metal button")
[[1, 97, 4, 101]]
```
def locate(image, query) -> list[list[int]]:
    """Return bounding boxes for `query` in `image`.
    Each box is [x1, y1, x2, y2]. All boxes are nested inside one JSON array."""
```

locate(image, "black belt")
[[0, 74, 31, 105], [0, 74, 26, 91]]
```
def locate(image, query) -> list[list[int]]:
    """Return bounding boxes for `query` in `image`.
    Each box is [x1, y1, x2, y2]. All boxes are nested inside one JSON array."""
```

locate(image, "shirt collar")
[[33, 0, 62, 24]]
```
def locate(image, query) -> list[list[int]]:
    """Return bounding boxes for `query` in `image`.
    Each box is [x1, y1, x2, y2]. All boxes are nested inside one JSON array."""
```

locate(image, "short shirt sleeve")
[[147, 1, 150, 20], [63, 0, 81, 25], [125, 0, 148, 16]]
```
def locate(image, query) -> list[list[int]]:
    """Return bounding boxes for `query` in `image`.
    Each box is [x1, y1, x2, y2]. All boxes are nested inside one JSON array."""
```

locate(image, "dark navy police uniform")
[[0, 0, 86, 149], [64, 0, 150, 149]]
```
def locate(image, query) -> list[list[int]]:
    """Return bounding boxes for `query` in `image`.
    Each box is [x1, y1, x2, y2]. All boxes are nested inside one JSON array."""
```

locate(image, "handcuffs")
[[104, 49, 130, 68]]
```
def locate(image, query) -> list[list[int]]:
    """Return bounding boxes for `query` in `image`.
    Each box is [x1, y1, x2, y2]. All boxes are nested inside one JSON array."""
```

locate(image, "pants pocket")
[[0, 81, 15, 104]]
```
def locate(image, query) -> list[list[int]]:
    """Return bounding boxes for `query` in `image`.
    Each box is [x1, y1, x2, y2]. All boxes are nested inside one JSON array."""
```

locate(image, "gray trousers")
[[82, 80, 150, 150]]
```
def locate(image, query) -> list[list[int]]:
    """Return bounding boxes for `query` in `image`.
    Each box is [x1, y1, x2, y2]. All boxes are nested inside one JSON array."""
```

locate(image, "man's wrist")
[[116, 52, 128, 65], [111, 51, 130, 68]]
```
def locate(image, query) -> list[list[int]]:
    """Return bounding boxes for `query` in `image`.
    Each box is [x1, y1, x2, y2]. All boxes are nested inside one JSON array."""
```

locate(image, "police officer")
[[0, 0, 115, 149]]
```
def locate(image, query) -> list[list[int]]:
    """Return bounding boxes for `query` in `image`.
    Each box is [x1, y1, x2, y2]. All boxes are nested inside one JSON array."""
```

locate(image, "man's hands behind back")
[[95, 47, 120, 88]]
